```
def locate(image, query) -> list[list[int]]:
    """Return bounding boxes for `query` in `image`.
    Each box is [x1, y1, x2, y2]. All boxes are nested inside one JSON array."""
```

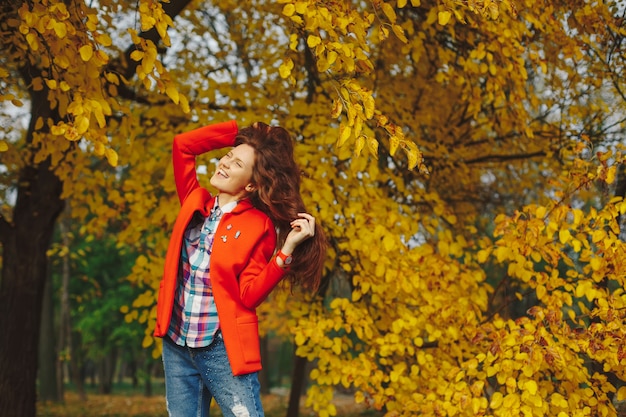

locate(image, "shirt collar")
[[214, 196, 238, 214]]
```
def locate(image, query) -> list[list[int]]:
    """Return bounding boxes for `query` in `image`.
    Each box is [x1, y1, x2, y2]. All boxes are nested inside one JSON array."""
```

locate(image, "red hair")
[[235, 122, 327, 291]]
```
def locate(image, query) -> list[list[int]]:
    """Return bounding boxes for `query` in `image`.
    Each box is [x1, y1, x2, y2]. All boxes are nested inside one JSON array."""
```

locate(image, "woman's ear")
[[245, 183, 257, 193]]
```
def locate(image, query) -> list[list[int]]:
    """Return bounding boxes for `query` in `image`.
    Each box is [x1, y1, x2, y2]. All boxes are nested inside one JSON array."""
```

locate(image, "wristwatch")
[[277, 250, 293, 266]]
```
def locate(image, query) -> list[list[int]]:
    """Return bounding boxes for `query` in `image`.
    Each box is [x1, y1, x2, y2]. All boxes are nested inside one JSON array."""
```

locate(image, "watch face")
[[284, 256, 293, 265]]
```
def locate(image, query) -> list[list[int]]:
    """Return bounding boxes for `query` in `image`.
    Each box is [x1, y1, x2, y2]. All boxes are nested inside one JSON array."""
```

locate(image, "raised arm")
[[172, 120, 239, 204]]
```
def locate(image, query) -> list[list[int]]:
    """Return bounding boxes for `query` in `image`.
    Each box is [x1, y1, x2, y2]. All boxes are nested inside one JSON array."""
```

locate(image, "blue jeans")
[[162, 333, 264, 417]]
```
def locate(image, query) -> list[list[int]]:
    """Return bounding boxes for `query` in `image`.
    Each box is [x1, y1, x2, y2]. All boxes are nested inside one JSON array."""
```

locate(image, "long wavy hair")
[[235, 122, 327, 291]]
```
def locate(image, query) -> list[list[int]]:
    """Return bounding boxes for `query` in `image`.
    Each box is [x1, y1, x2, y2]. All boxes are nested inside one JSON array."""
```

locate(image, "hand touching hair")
[[235, 122, 327, 291]]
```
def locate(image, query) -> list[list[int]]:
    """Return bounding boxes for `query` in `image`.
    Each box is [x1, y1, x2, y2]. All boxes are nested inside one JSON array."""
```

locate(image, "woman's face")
[[210, 144, 256, 201]]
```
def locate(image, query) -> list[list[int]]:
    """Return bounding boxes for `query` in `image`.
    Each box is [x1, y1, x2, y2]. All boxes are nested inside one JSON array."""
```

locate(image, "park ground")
[[37, 384, 380, 417]]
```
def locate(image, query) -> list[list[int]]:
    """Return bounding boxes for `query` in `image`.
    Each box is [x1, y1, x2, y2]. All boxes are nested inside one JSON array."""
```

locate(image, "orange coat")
[[154, 120, 286, 376]]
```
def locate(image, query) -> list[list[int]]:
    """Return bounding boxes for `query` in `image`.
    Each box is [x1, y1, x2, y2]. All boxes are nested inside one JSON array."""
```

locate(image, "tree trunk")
[[0, 160, 65, 417], [69, 333, 87, 401], [259, 335, 270, 394], [38, 271, 60, 402], [286, 354, 308, 417], [56, 209, 72, 402], [144, 359, 154, 397], [99, 349, 117, 394]]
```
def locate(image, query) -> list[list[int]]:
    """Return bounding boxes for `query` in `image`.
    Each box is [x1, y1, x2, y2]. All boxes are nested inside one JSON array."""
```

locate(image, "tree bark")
[[38, 271, 60, 402], [0, 159, 65, 417], [259, 335, 271, 394], [55, 209, 72, 402], [286, 354, 308, 417], [99, 349, 117, 394]]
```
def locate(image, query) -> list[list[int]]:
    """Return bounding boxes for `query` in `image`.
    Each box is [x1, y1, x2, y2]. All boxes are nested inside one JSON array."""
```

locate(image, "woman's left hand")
[[282, 213, 316, 254]]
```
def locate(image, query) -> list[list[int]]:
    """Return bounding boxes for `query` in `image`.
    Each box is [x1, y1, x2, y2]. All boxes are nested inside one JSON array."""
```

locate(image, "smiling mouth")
[[217, 169, 228, 178]]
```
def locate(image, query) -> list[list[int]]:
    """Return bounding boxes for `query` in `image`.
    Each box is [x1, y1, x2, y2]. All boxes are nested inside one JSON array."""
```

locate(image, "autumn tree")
[[2, 2, 626, 417], [0, 1, 192, 415]]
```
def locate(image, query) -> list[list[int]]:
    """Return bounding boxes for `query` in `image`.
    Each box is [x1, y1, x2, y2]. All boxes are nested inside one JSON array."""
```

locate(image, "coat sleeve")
[[172, 120, 239, 205], [237, 217, 286, 309]]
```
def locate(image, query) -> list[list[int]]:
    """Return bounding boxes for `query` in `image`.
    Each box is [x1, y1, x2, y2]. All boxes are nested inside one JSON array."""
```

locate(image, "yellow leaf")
[[289, 33, 298, 51], [589, 257, 601, 271], [550, 393, 568, 408], [363, 94, 375, 119], [575, 280, 592, 298], [340, 87, 350, 101], [495, 246, 511, 262], [282, 4, 295, 16], [338, 124, 351, 147], [558, 229, 571, 244], [354, 135, 365, 156], [524, 380, 538, 395], [279, 58, 294, 79], [490, 392, 503, 409], [95, 32, 112, 46], [536, 285, 546, 300], [389, 135, 399, 155], [53, 21, 67, 38], [382, 234, 395, 251], [180, 94, 190, 113], [79, 44, 94, 61], [367, 136, 379, 157], [406, 145, 420, 170], [535, 206, 547, 218], [165, 83, 180, 104], [617, 386, 626, 401], [398, 0, 407, 7], [136, 254, 148, 267], [295, 332, 306, 346], [477, 249, 490, 263], [488, 2, 499, 19], [605, 165, 616, 184], [130, 50, 144, 61], [307, 34, 321, 48], [75, 115, 90, 134], [332, 338, 342, 355], [392, 24, 408, 43], [105, 148, 119, 167], [330, 99, 343, 118], [142, 334, 154, 348], [382, 3, 397, 23], [438, 10, 452, 26], [0, 141, 7, 152], [51, 124, 66, 135], [26, 32, 39, 51]]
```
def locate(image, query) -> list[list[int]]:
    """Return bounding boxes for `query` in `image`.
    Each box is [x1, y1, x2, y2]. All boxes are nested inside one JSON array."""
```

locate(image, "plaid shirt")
[[167, 198, 237, 347]]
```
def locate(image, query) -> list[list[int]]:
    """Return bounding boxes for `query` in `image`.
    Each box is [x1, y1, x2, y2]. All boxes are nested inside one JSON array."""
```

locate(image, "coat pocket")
[[235, 315, 261, 365]]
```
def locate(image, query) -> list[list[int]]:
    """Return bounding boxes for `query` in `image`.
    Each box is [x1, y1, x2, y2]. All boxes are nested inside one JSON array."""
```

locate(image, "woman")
[[154, 120, 326, 417]]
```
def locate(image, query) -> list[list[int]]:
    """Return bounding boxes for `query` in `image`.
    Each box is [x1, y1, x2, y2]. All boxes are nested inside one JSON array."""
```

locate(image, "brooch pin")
[[227, 224, 233, 230], [235, 231, 241, 239], [221, 235, 227, 242]]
